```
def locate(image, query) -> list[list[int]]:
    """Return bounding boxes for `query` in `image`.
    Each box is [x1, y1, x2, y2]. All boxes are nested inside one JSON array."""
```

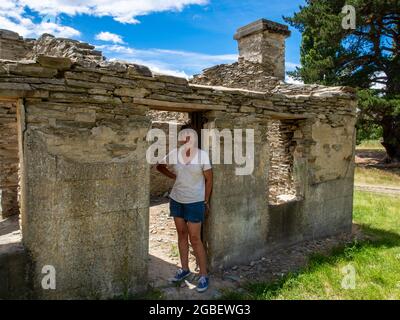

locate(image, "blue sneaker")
[[171, 269, 191, 282], [196, 276, 209, 293]]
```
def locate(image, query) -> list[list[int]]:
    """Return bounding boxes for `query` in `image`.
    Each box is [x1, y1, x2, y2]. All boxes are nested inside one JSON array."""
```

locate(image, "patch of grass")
[[169, 243, 179, 258], [355, 167, 400, 188], [356, 140, 385, 150], [220, 191, 400, 300]]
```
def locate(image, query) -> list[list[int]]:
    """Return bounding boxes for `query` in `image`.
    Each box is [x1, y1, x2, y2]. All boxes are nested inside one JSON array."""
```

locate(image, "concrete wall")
[[267, 117, 356, 250], [203, 112, 270, 269], [20, 100, 151, 299]]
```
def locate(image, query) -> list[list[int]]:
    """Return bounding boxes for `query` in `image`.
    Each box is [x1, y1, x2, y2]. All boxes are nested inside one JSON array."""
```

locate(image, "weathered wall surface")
[[267, 116, 356, 251], [0, 30, 34, 61], [267, 120, 298, 204], [191, 59, 280, 92], [192, 41, 357, 255], [26, 34, 104, 68], [0, 101, 19, 218], [236, 31, 287, 80], [309, 117, 356, 183], [0, 55, 357, 277], [0, 25, 357, 297], [203, 112, 270, 269], [21, 100, 151, 299], [234, 19, 290, 80], [192, 19, 290, 88]]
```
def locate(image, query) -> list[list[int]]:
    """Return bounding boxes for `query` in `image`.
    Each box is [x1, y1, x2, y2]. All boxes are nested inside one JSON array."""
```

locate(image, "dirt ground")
[[355, 149, 400, 195], [355, 149, 400, 169], [0, 215, 21, 254], [148, 197, 364, 300], [0, 188, 372, 300]]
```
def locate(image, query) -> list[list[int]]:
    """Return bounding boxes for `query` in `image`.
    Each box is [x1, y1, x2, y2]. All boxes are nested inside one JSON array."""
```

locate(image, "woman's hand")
[[205, 200, 210, 216]]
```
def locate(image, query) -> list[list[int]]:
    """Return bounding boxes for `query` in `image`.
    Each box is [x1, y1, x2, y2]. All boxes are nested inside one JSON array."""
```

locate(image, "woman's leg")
[[187, 222, 207, 276], [174, 217, 190, 271]]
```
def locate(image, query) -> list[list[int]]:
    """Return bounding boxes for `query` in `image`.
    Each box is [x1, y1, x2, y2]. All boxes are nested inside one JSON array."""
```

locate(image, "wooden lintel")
[[264, 110, 312, 120]]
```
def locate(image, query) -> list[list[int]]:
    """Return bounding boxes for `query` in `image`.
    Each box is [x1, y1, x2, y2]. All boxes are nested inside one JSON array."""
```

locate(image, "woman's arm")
[[156, 164, 176, 180], [203, 169, 213, 204]]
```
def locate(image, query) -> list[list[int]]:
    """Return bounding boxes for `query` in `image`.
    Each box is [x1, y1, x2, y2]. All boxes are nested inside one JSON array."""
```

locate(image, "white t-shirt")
[[159, 148, 212, 204]]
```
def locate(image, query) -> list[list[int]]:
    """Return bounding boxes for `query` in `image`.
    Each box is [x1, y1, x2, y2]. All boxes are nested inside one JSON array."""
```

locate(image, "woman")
[[156, 124, 213, 293]]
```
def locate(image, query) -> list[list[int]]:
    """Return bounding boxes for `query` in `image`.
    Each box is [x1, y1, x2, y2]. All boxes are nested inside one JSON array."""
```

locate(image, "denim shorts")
[[169, 198, 206, 223]]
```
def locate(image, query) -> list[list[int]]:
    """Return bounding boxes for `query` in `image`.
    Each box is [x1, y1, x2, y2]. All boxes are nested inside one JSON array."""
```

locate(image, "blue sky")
[[0, 0, 305, 79]]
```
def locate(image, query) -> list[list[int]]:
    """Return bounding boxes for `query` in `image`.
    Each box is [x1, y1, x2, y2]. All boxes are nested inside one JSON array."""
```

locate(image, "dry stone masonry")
[[0, 18, 357, 299], [0, 101, 19, 218], [267, 120, 298, 204], [0, 30, 34, 61]]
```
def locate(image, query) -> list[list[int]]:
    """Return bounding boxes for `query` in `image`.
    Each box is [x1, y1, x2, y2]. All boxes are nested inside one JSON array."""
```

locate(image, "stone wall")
[[266, 115, 356, 251], [20, 99, 151, 299], [190, 20, 356, 256], [203, 112, 269, 269], [0, 101, 19, 218], [234, 19, 291, 80], [191, 58, 280, 92], [0, 30, 34, 61], [0, 27, 357, 298], [267, 120, 298, 204], [26, 34, 104, 68]]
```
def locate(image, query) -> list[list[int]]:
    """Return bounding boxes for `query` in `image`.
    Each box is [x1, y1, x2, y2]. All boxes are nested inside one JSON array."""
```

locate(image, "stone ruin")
[[0, 19, 357, 299]]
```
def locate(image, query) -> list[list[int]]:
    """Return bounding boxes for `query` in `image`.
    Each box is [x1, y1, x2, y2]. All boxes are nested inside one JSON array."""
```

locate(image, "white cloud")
[[0, 0, 208, 38], [97, 44, 237, 78], [95, 31, 124, 44], [371, 71, 387, 90], [17, 0, 209, 24], [285, 62, 300, 71], [0, 1, 80, 38], [285, 75, 304, 85], [0, 16, 80, 38], [284, 62, 303, 84]]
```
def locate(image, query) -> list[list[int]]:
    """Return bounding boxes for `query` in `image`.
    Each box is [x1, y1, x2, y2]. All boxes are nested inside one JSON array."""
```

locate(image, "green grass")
[[221, 191, 400, 300], [355, 167, 400, 188], [356, 140, 385, 150], [169, 243, 179, 258]]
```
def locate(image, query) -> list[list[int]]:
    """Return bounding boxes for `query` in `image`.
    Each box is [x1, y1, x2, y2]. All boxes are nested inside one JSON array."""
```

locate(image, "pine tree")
[[285, 0, 400, 162]]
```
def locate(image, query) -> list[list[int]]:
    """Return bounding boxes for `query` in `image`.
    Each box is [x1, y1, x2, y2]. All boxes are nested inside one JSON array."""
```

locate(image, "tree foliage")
[[285, 0, 400, 161]]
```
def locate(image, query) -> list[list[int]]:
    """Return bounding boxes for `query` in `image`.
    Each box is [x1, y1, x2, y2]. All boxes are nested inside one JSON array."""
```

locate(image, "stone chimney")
[[234, 19, 291, 80]]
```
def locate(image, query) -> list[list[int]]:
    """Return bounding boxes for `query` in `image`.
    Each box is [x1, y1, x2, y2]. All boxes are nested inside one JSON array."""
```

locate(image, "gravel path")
[[355, 184, 400, 195]]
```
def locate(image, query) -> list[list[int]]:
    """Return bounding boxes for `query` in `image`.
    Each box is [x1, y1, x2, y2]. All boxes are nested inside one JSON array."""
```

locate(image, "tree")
[[285, 0, 400, 162]]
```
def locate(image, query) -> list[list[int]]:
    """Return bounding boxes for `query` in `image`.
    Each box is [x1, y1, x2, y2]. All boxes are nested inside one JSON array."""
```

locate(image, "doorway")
[[147, 110, 207, 289]]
